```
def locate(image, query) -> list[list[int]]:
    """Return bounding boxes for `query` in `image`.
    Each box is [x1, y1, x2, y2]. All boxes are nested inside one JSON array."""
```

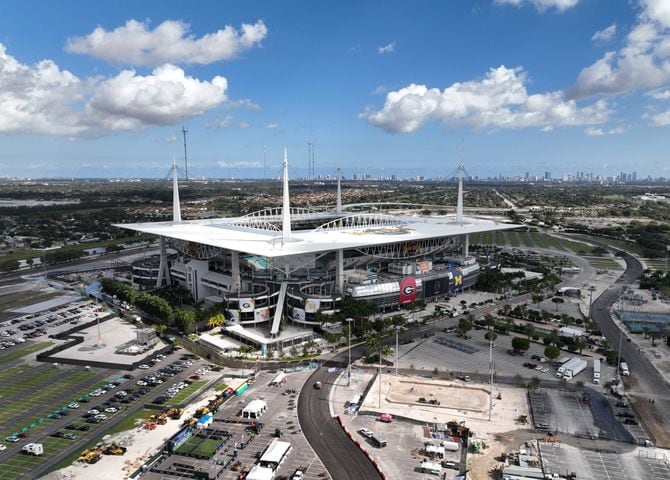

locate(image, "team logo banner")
[[304, 299, 321, 313], [239, 298, 255, 312], [399, 277, 417, 304]]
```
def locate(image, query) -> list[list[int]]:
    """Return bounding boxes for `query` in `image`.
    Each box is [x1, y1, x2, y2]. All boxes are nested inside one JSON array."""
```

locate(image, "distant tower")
[[182, 126, 189, 181], [336, 166, 342, 213], [282, 148, 292, 242]]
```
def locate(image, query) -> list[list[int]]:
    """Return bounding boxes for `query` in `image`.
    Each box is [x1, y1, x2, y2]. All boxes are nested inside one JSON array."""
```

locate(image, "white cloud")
[[569, 1, 670, 99], [0, 43, 231, 137], [0, 44, 87, 135], [378, 42, 396, 54], [361, 65, 610, 133], [266, 123, 280, 129], [585, 126, 626, 136], [651, 109, 670, 125], [164, 134, 178, 142], [87, 64, 227, 129], [373, 85, 389, 95], [210, 115, 251, 129], [592, 24, 617, 43], [494, 0, 579, 13], [641, 0, 670, 29], [227, 98, 260, 110], [218, 160, 262, 168], [647, 88, 670, 99], [66, 19, 267, 66]]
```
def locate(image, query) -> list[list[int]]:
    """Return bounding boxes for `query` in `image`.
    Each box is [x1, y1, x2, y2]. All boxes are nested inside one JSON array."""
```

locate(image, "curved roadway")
[[590, 252, 670, 446], [298, 349, 382, 480]]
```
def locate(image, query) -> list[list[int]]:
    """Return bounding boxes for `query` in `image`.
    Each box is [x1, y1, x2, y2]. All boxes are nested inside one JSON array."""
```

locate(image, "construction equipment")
[[144, 420, 157, 430], [103, 445, 127, 455], [516, 414, 528, 424], [157, 414, 168, 425], [165, 407, 184, 419], [78, 448, 102, 464]]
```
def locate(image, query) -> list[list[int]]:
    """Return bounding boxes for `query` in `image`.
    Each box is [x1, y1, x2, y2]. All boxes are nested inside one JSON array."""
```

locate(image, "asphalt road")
[[298, 357, 382, 480], [590, 252, 670, 446]]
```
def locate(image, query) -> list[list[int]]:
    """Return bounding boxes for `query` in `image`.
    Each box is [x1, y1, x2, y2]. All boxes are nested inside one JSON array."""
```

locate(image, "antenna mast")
[[182, 126, 189, 181]]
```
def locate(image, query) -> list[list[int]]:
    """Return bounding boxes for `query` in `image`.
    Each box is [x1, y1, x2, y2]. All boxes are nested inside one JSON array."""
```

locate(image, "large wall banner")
[[424, 278, 449, 298], [293, 307, 306, 322], [254, 307, 270, 322], [399, 277, 417, 304]]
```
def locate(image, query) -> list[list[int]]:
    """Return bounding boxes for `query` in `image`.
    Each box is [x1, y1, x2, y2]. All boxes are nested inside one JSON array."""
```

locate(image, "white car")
[[291, 471, 304, 480], [68, 402, 79, 409], [104, 407, 118, 413], [138, 364, 150, 370], [94, 414, 108, 420], [136, 380, 148, 386], [359, 428, 374, 438], [87, 409, 100, 415], [541, 367, 550, 373], [0, 444, 7, 451]]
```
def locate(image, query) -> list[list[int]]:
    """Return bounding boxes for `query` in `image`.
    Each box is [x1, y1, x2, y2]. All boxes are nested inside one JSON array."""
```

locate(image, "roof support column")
[[462, 234, 469, 257], [156, 236, 171, 288], [231, 251, 240, 293], [337, 249, 344, 294]]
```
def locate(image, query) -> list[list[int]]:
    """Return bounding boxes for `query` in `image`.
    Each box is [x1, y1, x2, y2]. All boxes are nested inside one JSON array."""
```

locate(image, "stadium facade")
[[116, 152, 517, 351]]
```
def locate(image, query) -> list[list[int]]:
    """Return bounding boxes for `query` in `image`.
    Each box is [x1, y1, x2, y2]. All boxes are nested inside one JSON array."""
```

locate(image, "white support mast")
[[282, 148, 292, 242], [336, 166, 342, 213], [456, 151, 464, 225], [172, 157, 182, 223]]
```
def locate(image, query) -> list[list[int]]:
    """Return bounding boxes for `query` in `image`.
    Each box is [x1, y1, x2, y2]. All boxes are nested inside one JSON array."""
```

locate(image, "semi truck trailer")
[[563, 358, 587, 379]]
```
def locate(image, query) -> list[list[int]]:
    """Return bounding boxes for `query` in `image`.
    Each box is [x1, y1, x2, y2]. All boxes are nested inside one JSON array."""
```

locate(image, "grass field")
[[645, 259, 669, 271], [586, 257, 623, 270], [0, 291, 61, 315], [176, 436, 220, 459], [0, 369, 99, 436], [105, 408, 156, 435], [569, 233, 645, 256], [0, 342, 54, 365], [0, 436, 72, 480], [166, 380, 207, 406], [469, 230, 599, 256], [0, 365, 30, 383]]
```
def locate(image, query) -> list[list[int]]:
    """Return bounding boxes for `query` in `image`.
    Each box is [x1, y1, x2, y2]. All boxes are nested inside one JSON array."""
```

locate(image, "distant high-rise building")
[[544, 171, 551, 180], [632, 171, 637, 181]]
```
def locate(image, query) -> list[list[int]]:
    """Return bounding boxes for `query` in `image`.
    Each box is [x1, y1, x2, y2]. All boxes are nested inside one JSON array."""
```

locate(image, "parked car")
[[359, 428, 373, 438]]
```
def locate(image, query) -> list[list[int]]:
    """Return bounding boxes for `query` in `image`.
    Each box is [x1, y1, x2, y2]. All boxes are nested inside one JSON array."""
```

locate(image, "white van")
[[420, 461, 442, 475]]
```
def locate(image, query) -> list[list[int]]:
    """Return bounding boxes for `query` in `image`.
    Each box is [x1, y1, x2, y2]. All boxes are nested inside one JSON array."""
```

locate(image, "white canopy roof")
[[115, 213, 516, 258]]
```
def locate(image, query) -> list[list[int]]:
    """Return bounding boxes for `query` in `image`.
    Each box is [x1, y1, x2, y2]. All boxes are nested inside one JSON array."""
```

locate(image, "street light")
[[395, 325, 400, 376], [346, 318, 353, 387]]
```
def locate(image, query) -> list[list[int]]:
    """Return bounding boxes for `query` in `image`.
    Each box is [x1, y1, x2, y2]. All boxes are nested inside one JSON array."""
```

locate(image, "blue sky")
[[0, 0, 669, 179]]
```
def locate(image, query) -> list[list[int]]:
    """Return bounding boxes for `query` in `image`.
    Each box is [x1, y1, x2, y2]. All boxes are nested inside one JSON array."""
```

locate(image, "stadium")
[[116, 152, 517, 352]]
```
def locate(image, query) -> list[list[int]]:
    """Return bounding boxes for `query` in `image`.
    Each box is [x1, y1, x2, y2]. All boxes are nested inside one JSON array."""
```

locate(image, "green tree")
[[173, 309, 196, 334], [512, 337, 530, 352], [458, 318, 473, 337], [551, 297, 565, 312], [544, 345, 560, 361], [207, 313, 226, 329], [524, 324, 536, 340], [485, 331, 498, 343]]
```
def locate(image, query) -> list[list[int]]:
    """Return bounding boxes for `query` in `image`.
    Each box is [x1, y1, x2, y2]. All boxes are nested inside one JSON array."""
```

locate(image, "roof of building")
[[115, 212, 517, 258]]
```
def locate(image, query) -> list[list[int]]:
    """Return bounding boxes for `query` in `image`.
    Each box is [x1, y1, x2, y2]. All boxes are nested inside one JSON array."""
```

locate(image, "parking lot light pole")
[[346, 318, 353, 387], [488, 326, 494, 422], [588, 286, 596, 321], [395, 326, 399, 376]]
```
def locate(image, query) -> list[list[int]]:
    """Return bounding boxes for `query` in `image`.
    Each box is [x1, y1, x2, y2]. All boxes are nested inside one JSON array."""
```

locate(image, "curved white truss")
[[170, 239, 223, 260], [314, 213, 406, 232], [241, 206, 322, 220], [225, 218, 282, 232], [356, 236, 456, 260]]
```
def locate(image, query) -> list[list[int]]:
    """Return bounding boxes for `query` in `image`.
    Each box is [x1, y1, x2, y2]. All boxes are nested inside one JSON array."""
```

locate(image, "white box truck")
[[563, 358, 587, 379], [593, 359, 601, 384], [620, 362, 629, 376], [556, 357, 577, 377], [420, 461, 442, 475]]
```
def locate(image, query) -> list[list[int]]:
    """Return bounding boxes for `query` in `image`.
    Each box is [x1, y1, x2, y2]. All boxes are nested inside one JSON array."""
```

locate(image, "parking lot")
[[144, 368, 329, 480], [0, 347, 213, 479], [540, 442, 670, 479]]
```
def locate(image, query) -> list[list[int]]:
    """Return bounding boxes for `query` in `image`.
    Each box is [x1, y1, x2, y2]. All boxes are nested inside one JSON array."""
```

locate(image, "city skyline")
[[1, 0, 669, 179]]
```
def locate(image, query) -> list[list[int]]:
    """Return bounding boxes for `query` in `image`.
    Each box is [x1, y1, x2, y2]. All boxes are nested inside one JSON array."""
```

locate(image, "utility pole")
[[488, 326, 494, 421], [182, 126, 189, 181], [395, 325, 400, 376], [588, 286, 596, 322]]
